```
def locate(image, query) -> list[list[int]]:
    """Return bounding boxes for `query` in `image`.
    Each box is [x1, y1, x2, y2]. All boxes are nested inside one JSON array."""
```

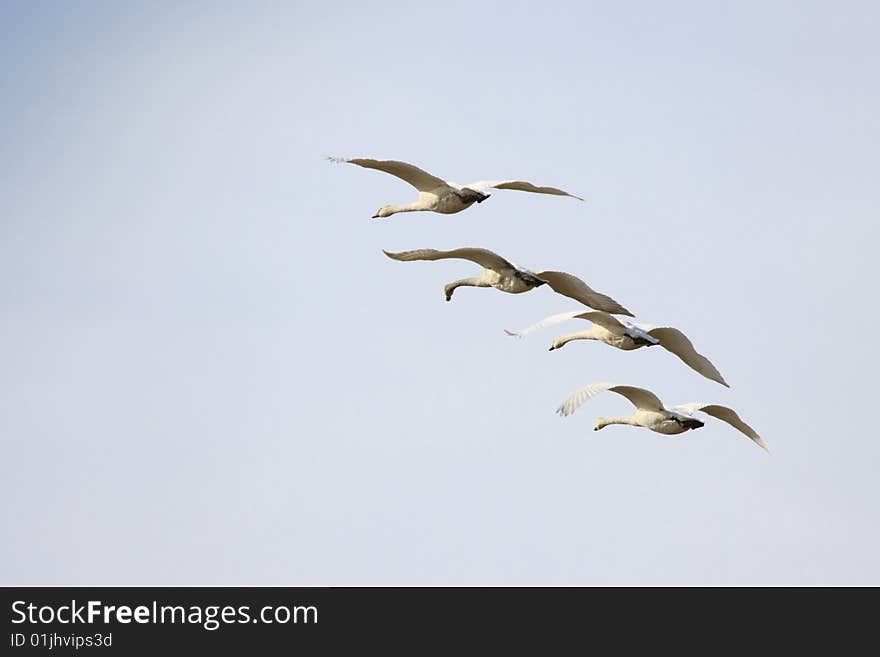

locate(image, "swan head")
[[372, 205, 394, 218], [548, 337, 569, 351], [594, 418, 610, 431]]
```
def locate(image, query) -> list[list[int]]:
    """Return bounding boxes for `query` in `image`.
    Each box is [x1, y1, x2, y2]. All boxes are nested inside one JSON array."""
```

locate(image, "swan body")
[[382, 248, 634, 316], [506, 310, 728, 387], [330, 157, 583, 218], [556, 383, 768, 452]]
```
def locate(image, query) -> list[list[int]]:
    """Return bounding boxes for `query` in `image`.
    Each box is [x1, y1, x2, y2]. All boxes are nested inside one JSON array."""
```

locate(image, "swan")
[[329, 157, 583, 218], [383, 247, 634, 316], [505, 310, 728, 387], [556, 382, 768, 452]]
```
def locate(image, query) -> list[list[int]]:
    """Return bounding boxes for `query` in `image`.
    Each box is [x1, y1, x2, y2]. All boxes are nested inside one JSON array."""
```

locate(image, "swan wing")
[[606, 385, 666, 412], [576, 310, 629, 333], [382, 247, 514, 272], [556, 382, 664, 417], [647, 327, 729, 387], [672, 403, 768, 452], [534, 271, 634, 317], [556, 382, 617, 417], [331, 157, 452, 192], [464, 179, 584, 201], [504, 310, 594, 338]]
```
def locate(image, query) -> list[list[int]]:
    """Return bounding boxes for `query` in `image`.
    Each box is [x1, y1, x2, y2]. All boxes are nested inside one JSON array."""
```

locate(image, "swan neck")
[[444, 277, 486, 300], [596, 416, 639, 430], [552, 329, 598, 350], [386, 202, 424, 215]]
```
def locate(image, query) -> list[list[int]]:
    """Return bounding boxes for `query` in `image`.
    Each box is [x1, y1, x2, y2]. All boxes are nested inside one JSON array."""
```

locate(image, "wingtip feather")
[[708, 370, 730, 387]]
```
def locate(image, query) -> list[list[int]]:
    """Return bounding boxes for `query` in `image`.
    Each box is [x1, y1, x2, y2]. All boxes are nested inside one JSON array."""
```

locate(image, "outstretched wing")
[[505, 310, 587, 338], [505, 310, 627, 338], [330, 157, 451, 192], [576, 310, 630, 334], [382, 247, 514, 272], [534, 271, 634, 317], [647, 327, 729, 387], [464, 179, 584, 201], [672, 403, 768, 452], [556, 382, 665, 417]]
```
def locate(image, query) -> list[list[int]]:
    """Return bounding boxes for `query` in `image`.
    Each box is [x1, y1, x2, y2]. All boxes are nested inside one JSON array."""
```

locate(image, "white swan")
[[330, 157, 583, 218], [556, 382, 768, 452], [506, 310, 728, 387], [383, 248, 634, 316]]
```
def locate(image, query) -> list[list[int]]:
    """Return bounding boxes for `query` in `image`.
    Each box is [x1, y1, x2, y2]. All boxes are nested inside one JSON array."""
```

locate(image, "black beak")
[[371, 213, 380, 218], [548, 346, 555, 351]]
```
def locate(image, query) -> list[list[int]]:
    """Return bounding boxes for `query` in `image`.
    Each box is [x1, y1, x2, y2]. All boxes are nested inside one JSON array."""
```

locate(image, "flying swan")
[[505, 310, 728, 387], [383, 248, 633, 316], [330, 157, 583, 218], [556, 382, 768, 452]]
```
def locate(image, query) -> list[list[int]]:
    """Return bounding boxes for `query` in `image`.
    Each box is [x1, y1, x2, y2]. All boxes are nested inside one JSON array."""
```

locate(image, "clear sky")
[[3, 1, 878, 585]]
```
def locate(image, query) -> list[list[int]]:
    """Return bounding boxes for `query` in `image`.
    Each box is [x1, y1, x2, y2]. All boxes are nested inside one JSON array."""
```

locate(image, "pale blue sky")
[[2, 1, 878, 584]]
